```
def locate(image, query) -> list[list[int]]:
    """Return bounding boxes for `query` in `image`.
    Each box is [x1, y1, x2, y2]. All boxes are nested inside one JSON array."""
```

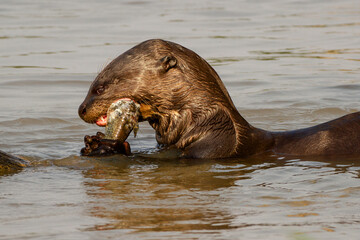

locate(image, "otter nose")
[[78, 103, 87, 118]]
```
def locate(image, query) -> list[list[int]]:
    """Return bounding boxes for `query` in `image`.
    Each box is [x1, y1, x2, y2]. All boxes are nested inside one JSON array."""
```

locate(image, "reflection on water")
[[1, 154, 359, 239], [77, 155, 360, 239], [0, 0, 360, 239]]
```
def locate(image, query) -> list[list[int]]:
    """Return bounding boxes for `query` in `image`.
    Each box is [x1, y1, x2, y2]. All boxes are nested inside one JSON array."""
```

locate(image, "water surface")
[[1, 0, 360, 239]]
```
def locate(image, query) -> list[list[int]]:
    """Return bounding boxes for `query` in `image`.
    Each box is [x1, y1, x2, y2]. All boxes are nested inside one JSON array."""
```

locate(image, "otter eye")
[[96, 86, 105, 95]]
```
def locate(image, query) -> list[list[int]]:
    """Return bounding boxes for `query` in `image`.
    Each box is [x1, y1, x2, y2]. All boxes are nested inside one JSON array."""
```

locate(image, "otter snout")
[[78, 103, 87, 120]]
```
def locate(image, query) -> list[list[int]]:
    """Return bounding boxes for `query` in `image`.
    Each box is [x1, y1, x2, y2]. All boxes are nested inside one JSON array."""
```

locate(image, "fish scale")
[[104, 99, 140, 142]]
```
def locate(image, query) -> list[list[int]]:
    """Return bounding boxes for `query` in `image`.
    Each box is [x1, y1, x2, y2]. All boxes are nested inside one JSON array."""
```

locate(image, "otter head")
[[78, 39, 185, 124], [79, 39, 241, 152]]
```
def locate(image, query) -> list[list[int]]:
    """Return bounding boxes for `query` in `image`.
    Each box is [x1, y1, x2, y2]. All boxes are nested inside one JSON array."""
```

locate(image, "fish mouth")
[[95, 98, 134, 127]]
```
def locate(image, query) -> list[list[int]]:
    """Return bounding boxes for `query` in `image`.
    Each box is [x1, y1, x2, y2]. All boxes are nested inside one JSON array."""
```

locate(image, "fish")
[[104, 99, 140, 142]]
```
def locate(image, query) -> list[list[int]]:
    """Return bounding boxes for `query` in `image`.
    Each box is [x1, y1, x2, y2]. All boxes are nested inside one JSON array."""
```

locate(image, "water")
[[1, 0, 360, 239]]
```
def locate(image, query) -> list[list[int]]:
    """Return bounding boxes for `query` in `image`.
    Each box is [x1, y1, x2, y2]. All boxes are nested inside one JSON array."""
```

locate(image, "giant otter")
[[78, 39, 360, 158]]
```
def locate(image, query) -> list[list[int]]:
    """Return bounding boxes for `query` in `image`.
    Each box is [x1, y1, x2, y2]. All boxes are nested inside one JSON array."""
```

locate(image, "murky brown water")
[[1, 0, 360, 239]]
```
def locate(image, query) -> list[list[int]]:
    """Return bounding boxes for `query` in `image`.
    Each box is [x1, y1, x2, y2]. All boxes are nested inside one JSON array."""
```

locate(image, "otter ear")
[[160, 56, 177, 71]]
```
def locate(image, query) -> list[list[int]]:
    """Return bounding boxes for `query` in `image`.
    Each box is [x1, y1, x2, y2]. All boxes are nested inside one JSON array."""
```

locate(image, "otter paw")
[[80, 132, 131, 156]]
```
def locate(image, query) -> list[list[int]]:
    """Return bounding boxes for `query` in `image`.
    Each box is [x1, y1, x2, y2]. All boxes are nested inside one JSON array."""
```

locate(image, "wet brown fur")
[[79, 39, 360, 158]]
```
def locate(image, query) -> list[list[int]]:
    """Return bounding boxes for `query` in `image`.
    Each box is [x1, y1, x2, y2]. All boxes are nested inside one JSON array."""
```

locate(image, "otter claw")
[[80, 132, 131, 156], [96, 131, 105, 138]]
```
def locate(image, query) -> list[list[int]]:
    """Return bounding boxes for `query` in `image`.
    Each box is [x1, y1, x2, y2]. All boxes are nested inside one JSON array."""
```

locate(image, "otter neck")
[[231, 109, 275, 157]]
